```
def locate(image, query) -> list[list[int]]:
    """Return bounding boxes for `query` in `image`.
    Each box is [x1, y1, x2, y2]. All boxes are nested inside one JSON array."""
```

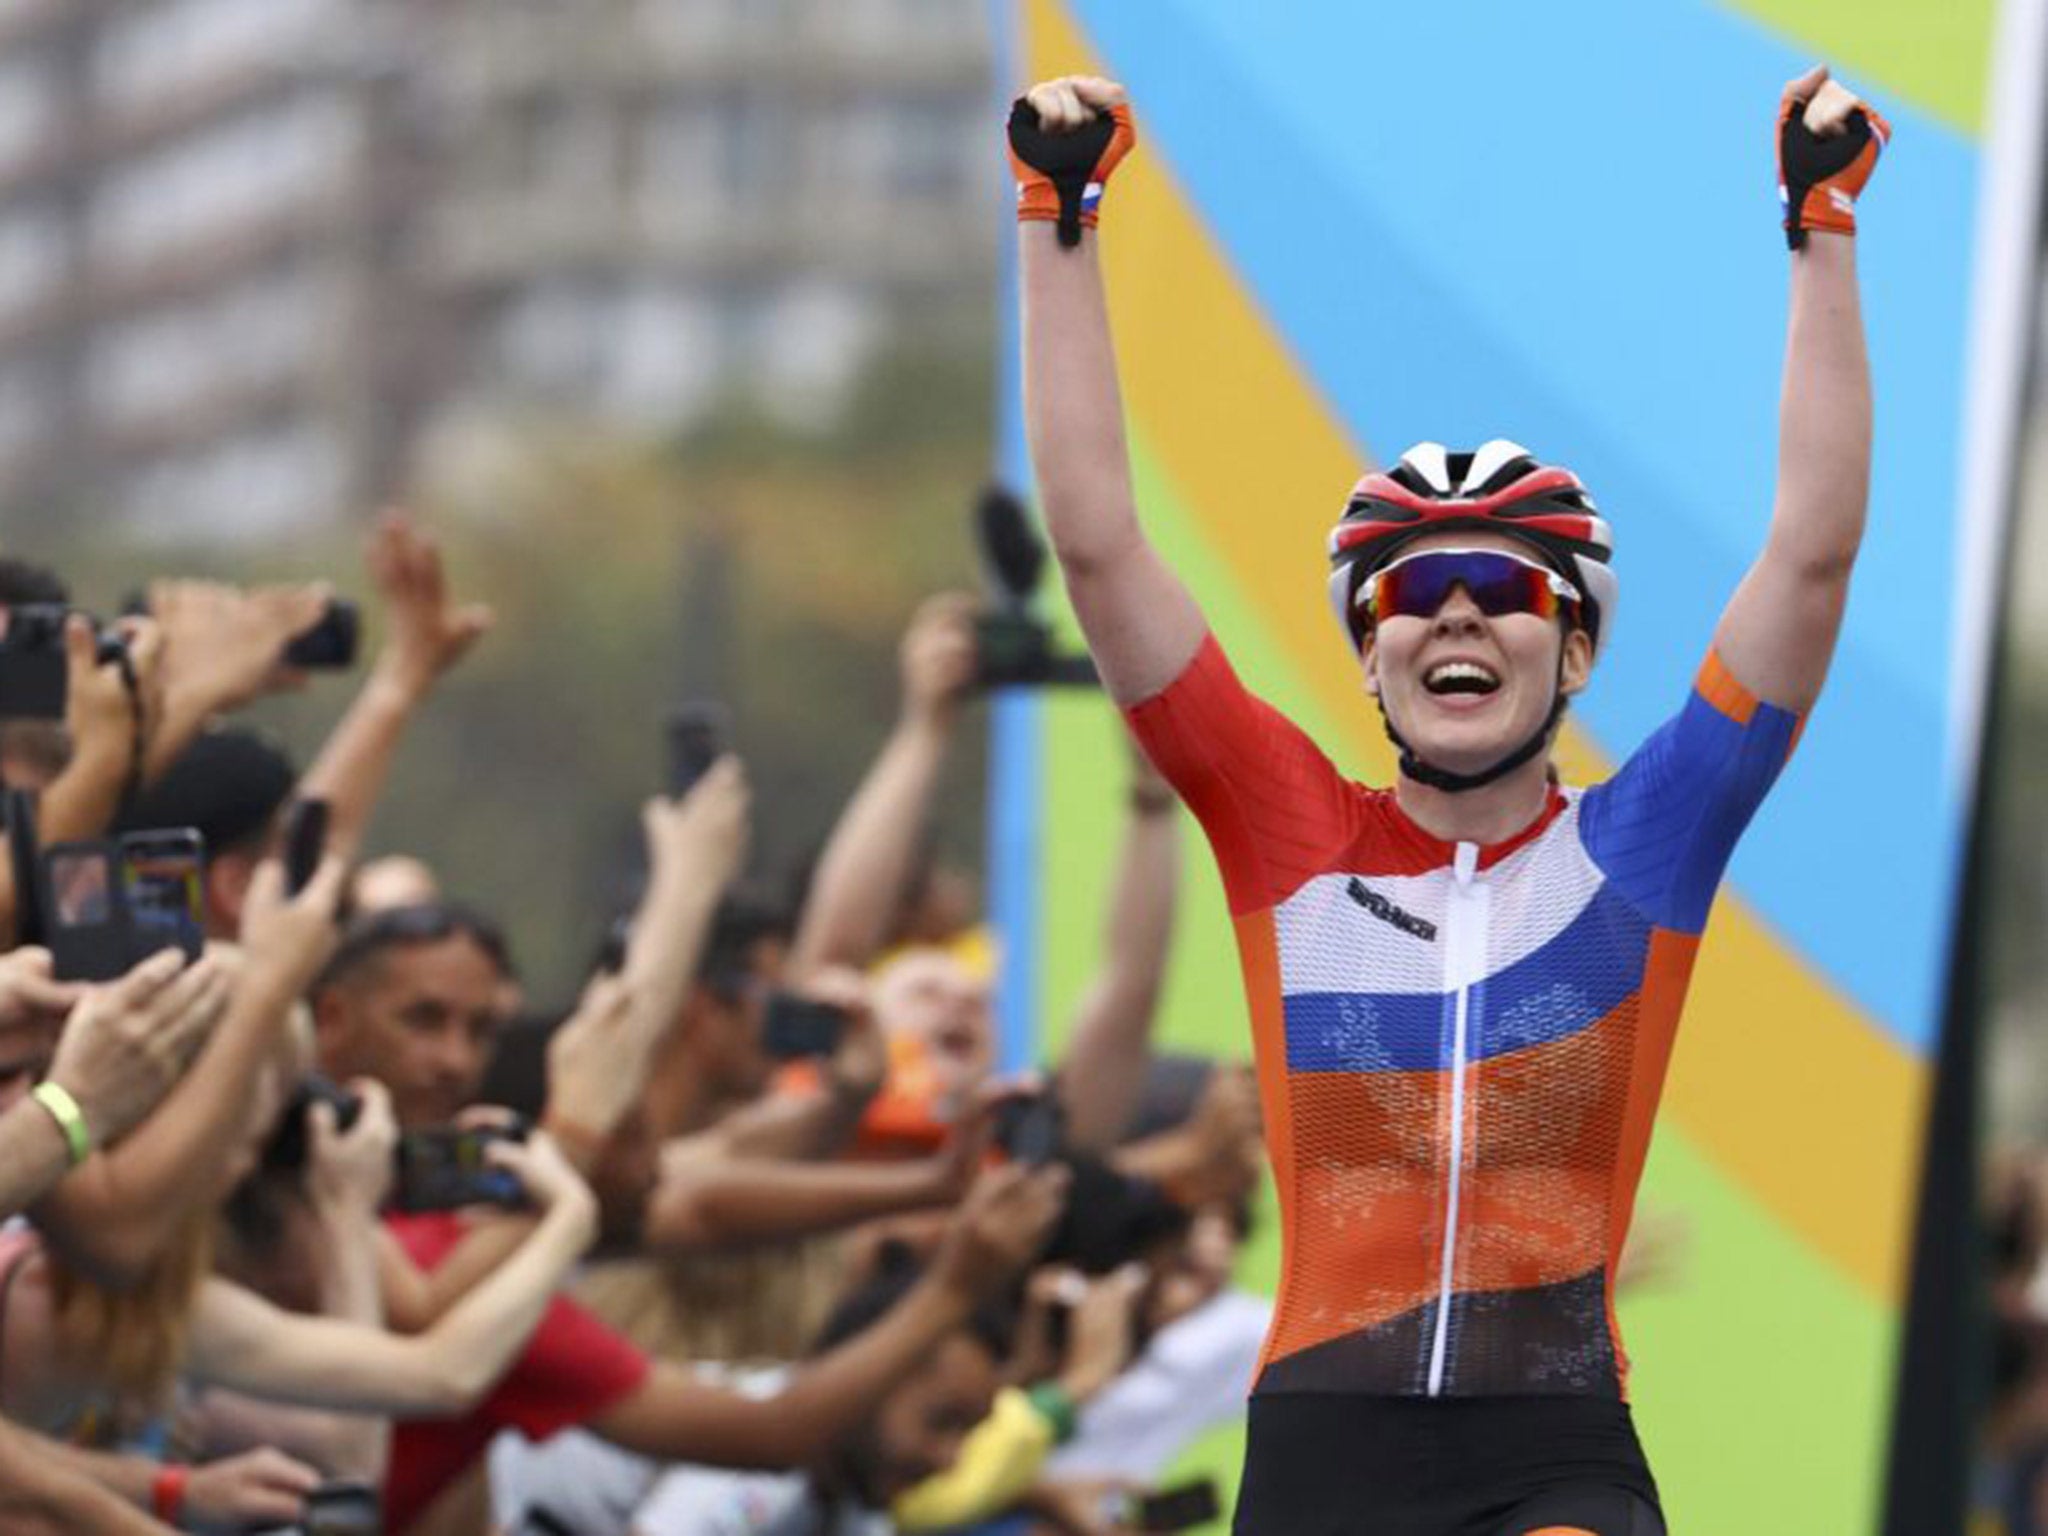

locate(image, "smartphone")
[[6, 790, 42, 947], [760, 993, 847, 1059], [281, 798, 330, 897], [0, 604, 70, 720], [298, 1478, 380, 1536], [994, 1093, 1065, 1168], [119, 829, 207, 964], [664, 703, 728, 798], [283, 599, 360, 670], [391, 1124, 528, 1214], [43, 842, 124, 981], [1127, 1479, 1222, 1533]]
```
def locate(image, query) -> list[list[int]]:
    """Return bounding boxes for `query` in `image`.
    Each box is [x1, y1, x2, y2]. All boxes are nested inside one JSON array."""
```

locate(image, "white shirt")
[[1047, 1289, 1270, 1482], [634, 1464, 891, 1536]]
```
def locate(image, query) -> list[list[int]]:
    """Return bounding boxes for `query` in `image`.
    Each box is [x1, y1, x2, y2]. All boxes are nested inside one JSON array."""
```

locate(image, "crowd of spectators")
[[0, 513, 1271, 1536]]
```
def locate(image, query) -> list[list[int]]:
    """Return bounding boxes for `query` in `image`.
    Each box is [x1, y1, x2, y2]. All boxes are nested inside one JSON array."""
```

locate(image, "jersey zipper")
[[1427, 841, 1489, 1396]]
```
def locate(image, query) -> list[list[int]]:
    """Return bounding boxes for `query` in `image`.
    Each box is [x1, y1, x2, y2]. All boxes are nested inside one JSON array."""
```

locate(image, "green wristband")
[[1025, 1380, 1079, 1445], [31, 1082, 92, 1167]]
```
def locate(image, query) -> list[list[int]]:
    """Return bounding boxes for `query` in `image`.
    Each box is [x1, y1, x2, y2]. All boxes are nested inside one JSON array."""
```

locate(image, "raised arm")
[[1015, 76, 1206, 705], [788, 594, 974, 979], [296, 512, 492, 858], [187, 1133, 597, 1414], [592, 1164, 1065, 1466], [1712, 67, 1886, 713], [33, 855, 347, 1283], [544, 762, 749, 1169], [145, 579, 331, 781], [1054, 744, 1179, 1151]]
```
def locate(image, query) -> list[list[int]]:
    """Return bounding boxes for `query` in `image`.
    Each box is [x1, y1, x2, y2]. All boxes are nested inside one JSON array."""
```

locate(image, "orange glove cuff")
[[1778, 97, 1891, 248], [1008, 102, 1137, 244]]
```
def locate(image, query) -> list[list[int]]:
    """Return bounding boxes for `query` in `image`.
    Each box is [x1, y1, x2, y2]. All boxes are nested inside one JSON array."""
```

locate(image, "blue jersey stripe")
[[1283, 881, 1651, 1072]]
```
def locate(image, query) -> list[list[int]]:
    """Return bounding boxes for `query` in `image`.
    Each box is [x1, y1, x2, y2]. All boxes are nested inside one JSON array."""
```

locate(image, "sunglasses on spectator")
[[1360, 548, 1582, 628]]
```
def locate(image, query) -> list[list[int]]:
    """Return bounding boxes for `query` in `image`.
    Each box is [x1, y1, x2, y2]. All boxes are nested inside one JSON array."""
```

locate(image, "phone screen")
[[50, 847, 113, 928], [393, 1127, 527, 1213], [120, 832, 206, 961]]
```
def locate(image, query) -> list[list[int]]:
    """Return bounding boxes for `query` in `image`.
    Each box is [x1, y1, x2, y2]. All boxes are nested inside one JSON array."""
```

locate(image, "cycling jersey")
[[1125, 635, 1799, 1399]]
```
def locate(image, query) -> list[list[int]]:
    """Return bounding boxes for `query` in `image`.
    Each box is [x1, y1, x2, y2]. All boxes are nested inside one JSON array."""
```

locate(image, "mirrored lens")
[[1367, 551, 1575, 625]]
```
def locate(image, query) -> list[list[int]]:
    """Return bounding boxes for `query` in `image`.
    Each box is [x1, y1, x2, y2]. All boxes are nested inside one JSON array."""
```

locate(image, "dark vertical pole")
[[1881, 170, 2045, 1536]]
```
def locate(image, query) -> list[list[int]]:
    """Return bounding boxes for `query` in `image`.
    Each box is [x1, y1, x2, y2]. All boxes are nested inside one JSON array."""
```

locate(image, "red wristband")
[[151, 1463, 189, 1524]]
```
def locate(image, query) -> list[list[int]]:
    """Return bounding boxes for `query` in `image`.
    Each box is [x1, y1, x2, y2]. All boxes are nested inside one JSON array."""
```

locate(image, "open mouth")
[[1422, 661, 1501, 697]]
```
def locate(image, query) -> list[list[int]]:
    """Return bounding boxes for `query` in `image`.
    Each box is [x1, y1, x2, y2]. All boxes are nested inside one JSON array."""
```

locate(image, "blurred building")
[[0, 0, 997, 540]]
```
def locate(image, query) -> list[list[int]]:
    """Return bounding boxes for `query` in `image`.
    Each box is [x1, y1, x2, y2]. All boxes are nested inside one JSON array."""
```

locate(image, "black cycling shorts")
[[1234, 1393, 1666, 1536]]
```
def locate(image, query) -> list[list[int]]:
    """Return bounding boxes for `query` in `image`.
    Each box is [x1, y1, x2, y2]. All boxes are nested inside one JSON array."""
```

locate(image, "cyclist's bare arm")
[[1714, 69, 1878, 714], [1020, 76, 1206, 706]]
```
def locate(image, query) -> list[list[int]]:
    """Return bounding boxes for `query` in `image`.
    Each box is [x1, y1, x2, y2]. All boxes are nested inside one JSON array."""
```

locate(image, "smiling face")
[[871, 947, 996, 1103], [1360, 530, 1593, 778]]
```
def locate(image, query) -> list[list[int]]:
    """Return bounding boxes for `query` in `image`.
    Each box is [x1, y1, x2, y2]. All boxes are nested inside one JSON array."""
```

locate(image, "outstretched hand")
[[367, 509, 494, 699]]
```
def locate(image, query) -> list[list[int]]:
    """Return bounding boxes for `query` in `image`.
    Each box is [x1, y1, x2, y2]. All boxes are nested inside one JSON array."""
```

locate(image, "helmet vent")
[[1390, 441, 1453, 496], [1460, 438, 1538, 496]]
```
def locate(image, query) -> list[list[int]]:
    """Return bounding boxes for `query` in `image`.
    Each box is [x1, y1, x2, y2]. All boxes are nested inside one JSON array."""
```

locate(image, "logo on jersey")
[[1346, 877, 1437, 942]]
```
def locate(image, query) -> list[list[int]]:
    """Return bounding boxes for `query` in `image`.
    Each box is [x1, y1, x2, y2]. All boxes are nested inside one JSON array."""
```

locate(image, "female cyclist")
[[1008, 62, 1885, 1536]]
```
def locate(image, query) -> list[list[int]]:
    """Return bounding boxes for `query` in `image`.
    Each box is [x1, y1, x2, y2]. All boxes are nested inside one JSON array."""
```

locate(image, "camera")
[[0, 604, 130, 721], [264, 1073, 366, 1173], [994, 1091, 1065, 1167], [284, 599, 360, 670], [970, 486, 1097, 690], [761, 993, 849, 1059]]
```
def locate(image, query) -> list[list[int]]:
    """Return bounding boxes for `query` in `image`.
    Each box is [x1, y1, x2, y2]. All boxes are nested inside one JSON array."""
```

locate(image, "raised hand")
[[899, 592, 979, 731], [932, 1162, 1069, 1302], [235, 850, 349, 1002], [152, 579, 330, 714], [1778, 65, 1889, 249], [366, 510, 494, 700], [61, 614, 157, 780], [644, 755, 751, 888], [1010, 75, 1136, 246], [488, 1129, 598, 1233], [309, 1078, 398, 1215], [44, 948, 232, 1152], [541, 973, 642, 1152]]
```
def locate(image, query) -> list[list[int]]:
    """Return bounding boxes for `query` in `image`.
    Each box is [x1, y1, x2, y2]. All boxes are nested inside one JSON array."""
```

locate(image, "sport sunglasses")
[[1359, 547, 1582, 628]]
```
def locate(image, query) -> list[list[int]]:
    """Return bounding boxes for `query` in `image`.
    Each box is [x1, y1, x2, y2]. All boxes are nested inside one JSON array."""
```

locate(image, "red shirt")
[[383, 1212, 651, 1533]]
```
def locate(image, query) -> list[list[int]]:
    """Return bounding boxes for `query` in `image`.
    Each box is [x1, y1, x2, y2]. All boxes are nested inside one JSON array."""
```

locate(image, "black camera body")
[[265, 1073, 366, 1173], [761, 993, 848, 1059], [993, 1091, 1066, 1167], [970, 486, 1097, 691], [285, 599, 360, 670], [0, 605, 129, 720]]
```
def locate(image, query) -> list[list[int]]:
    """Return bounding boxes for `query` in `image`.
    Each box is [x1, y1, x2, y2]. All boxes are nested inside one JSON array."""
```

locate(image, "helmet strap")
[[1378, 649, 1570, 795]]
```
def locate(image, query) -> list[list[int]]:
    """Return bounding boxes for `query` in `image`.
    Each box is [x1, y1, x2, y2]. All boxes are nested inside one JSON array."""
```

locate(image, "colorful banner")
[[996, 2, 2040, 1529]]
